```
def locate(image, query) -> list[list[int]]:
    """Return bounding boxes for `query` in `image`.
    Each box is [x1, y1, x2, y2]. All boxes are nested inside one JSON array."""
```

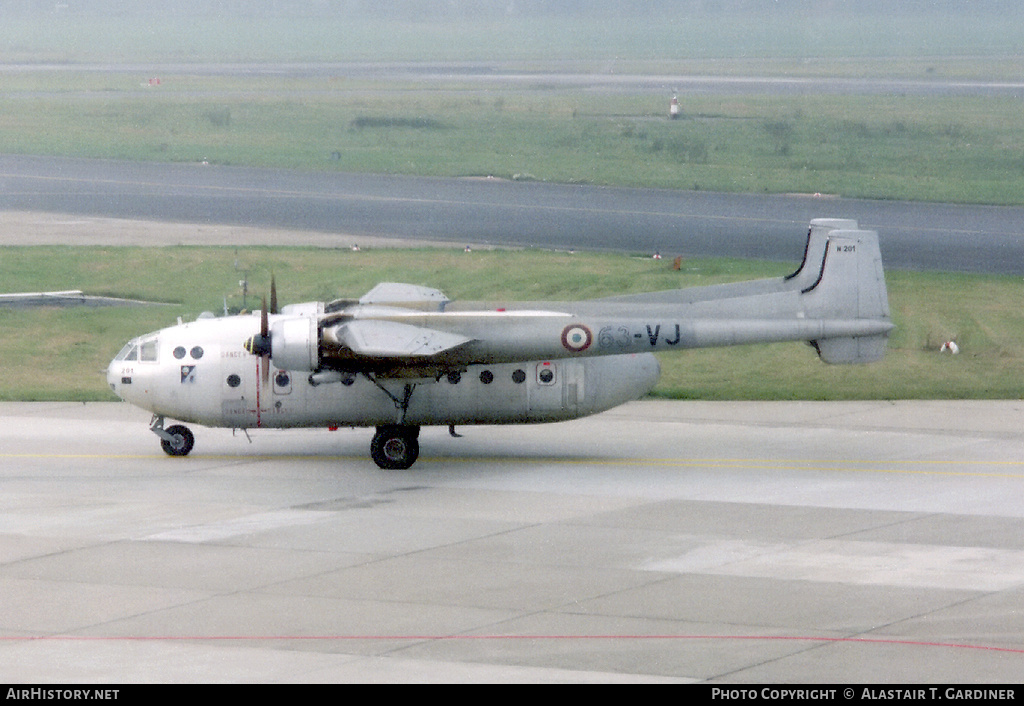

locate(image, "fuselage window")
[[226, 374, 241, 388], [274, 371, 292, 392], [191, 346, 205, 360], [173, 347, 187, 359], [512, 369, 526, 384], [479, 370, 494, 384]]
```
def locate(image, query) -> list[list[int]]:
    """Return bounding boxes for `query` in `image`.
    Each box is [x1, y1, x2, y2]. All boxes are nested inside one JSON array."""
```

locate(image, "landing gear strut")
[[362, 374, 421, 469], [370, 424, 420, 470]]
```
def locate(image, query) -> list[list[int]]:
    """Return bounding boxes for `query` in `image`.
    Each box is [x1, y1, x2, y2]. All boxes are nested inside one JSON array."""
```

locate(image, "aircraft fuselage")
[[106, 314, 661, 430]]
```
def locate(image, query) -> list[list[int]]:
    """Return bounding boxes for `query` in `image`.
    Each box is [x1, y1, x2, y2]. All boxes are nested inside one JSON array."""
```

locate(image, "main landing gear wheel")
[[160, 424, 195, 457], [370, 425, 420, 470]]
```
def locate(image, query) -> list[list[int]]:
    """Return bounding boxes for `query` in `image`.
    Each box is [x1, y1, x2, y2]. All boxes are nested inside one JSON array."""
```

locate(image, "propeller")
[[242, 276, 285, 384], [243, 296, 273, 384]]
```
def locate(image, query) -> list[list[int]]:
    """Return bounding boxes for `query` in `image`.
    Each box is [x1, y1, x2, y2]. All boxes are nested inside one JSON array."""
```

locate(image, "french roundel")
[[561, 324, 592, 352]]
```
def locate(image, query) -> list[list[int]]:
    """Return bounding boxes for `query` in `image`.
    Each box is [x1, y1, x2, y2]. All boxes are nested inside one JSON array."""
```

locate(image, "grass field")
[[3, 80, 1024, 205], [2, 9, 1024, 204], [2, 246, 1022, 403]]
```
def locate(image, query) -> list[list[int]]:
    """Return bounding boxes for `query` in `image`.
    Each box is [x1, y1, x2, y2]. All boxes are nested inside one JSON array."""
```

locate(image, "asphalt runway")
[[3, 154, 1024, 274], [2, 401, 1023, 683]]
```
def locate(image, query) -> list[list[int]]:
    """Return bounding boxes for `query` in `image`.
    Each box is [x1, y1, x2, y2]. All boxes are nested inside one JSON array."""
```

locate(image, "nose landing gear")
[[151, 416, 195, 457]]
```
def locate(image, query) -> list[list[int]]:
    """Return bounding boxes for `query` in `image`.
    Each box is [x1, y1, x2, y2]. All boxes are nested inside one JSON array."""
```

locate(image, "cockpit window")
[[115, 342, 139, 361], [139, 336, 159, 362], [116, 336, 158, 363]]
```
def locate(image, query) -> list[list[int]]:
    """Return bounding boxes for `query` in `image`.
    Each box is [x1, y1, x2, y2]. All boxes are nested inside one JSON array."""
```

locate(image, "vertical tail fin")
[[801, 229, 891, 364], [590, 217, 861, 307], [785, 218, 859, 287]]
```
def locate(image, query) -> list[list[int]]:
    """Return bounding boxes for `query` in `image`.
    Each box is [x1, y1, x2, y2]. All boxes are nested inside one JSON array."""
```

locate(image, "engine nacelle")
[[271, 317, 319, 371], [279, 301, 325, 317]]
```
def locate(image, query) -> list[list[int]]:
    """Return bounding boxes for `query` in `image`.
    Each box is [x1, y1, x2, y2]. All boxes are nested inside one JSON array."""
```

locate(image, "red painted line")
[[3, 634, 1023, 654], [255, 359, 262, 428]]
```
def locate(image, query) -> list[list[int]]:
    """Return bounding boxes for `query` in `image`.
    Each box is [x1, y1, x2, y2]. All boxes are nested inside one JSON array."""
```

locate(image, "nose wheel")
[[151, 416, 195, 457], [161, 425, 195, 456], [370, 425, 420, 469]]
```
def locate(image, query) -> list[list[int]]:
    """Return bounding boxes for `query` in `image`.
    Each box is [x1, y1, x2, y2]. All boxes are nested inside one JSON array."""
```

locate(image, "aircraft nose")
[[106, 359, 121, 395], [106, 354, 135, 400]]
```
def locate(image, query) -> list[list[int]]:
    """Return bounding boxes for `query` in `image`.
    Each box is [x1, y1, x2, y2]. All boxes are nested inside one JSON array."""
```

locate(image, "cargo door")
[[527, 360, 581, 418]]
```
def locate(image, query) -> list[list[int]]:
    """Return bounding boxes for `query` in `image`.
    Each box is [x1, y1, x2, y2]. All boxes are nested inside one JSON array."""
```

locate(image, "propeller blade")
[[260, 297, 270, 385], [243, 297, 273, 385], [270, 275, 278, 315]]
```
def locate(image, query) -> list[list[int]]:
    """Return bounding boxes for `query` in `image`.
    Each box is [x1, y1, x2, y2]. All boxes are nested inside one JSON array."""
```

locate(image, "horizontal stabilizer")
[[325, 319, 472, 358], [813, 335, 889, 364]]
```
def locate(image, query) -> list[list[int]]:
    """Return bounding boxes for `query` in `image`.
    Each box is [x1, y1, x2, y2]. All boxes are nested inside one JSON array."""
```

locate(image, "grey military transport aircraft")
[[107, 218, 891, 469]]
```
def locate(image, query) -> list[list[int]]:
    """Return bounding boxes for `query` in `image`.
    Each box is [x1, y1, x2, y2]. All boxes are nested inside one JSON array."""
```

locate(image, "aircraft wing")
[[358, 282, 450, 310], [324, 319, 473, 358]]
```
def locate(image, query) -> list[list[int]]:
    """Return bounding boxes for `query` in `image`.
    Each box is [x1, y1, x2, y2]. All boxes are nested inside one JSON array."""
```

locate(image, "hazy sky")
[[3, 1, 1023, 19], [2, 0, 1021, 65]]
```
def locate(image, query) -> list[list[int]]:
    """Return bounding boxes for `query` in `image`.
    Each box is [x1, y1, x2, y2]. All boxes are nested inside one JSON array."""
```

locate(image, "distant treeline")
[[3, 0, 1023, 19]]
